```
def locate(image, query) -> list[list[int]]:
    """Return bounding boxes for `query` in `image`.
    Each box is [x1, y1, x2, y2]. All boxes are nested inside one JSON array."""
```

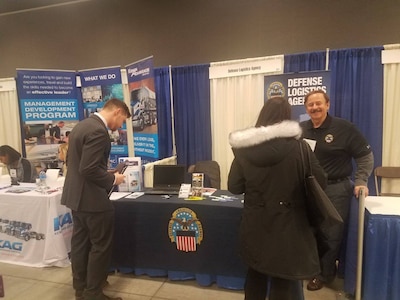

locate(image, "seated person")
[[0, 145, 37, 183]]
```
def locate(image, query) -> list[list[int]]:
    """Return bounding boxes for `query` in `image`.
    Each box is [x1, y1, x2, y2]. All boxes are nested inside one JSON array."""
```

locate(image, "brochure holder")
[[118, 157, 143, 192], [191, 173, 204, 197]]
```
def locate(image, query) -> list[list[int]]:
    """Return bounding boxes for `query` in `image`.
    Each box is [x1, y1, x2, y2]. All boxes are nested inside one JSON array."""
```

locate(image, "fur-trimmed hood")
[[229, 120, 302, 148]]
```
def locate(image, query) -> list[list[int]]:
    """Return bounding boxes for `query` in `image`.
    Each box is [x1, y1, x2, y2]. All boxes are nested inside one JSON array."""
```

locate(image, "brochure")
[[118, 157, 143, 192], [191, 173, 204, 197]]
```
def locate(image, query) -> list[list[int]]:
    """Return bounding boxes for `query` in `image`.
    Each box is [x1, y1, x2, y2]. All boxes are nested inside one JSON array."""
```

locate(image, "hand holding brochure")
[[117, 157, 143, 192]]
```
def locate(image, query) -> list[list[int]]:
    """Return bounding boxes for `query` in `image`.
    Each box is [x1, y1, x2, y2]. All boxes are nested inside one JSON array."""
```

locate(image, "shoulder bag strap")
[[299, 140, 314, 176], [299, 140, 306, 178], [304, 141, 313, 176]]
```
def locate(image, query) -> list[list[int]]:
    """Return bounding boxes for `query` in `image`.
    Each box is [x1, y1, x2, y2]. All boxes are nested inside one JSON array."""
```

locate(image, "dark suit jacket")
[[61, 115, 115, 212]]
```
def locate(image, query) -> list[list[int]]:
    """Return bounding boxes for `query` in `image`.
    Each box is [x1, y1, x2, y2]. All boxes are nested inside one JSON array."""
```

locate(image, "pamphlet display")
[[191, 173, 204, 197], [118, 157, 143, 192], [178, 183, 191, 199]]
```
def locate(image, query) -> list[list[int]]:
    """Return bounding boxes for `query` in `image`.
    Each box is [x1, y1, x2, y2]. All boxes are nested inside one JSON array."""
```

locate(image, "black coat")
[[228, 120, 327, 280]]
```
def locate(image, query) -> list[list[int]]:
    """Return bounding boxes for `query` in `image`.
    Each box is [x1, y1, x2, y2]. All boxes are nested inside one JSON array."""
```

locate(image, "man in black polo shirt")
[[300, 90, 374, 291]]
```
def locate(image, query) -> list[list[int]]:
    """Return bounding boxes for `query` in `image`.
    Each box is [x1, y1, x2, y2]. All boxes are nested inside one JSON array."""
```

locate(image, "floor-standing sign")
[[78, 66, 127, 168], [264, 71, 331, 121], [16, 69, 80, 169], [125, 57, 159, 164]]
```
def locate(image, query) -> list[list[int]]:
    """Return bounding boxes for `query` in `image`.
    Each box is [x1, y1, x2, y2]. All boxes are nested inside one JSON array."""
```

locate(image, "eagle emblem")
[[168, 208, 203, 252]]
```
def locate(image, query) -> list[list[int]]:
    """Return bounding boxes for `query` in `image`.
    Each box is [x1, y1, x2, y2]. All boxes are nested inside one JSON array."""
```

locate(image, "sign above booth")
[[209, 55, 284, 79]]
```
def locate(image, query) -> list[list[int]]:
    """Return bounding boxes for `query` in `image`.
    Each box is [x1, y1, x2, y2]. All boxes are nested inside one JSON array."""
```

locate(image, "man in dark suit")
[[61, 99, 131, 300]]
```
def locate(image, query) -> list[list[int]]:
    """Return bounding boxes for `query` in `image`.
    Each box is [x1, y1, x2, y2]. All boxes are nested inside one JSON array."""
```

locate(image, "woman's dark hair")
[[255, 97, 292, 127], [0, 145, 21, 164]]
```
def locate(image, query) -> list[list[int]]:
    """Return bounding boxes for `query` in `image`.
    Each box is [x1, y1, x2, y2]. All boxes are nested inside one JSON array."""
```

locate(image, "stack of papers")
[[109, 191, 145, 200], [109, 192, 131, 201]]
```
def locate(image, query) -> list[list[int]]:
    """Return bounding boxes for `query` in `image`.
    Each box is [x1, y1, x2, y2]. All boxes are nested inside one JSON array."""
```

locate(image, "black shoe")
[[103, 295, 122, 300], [104, 295, 122, 300], [307, 278, 324, 291], [83, 293, 122, 300], [75, 290, 84, 300]]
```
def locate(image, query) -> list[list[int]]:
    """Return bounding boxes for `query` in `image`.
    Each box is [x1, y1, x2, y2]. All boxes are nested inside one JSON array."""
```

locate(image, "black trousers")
[[71, 210, 115, 298], [316, 179, 353, 282], [244, 267, 304, 300]]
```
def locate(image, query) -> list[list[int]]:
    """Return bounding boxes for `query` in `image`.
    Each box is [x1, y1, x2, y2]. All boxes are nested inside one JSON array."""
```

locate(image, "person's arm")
[[79, 128, 115, 191], [354, 152, 374, 197], [228, 158, 245, 194]]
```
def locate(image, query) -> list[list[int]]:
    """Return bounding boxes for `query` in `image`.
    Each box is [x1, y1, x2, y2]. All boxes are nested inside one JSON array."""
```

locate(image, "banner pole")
[[325, 48, 330, 71], [169, 65, 176, 156], [355, 188, 365, 300]]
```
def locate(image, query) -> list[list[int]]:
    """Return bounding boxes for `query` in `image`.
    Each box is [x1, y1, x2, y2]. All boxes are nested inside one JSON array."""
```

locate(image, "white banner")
[[0, 188, 71, 267], [209, 55, 284, 79]]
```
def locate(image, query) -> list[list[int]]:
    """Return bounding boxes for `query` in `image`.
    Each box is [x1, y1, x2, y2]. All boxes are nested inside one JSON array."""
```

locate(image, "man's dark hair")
[[103, 98, 132, 118]]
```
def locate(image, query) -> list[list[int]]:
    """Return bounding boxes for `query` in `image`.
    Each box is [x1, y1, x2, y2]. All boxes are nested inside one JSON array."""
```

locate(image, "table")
[[0, 184, 72, 267], [344, 196, 400, 300], [111, 191, 247, 289]]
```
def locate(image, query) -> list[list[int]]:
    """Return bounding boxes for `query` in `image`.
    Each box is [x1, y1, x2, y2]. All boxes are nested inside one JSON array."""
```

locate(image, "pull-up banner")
[[264, 71, 331, 121], [78, 66, 127, 168], [125, 56, 159, 163], [17, 69, 78, 122], [16, 69, 80, 169]]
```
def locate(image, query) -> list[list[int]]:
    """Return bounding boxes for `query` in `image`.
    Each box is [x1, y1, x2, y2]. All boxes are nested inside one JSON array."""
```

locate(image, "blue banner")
[[264, 71, 331, 121], [126, 57, 159, 163], [16, 69, 80, 169], [78, 66, 127, 168], [17, 70, 79, 122]]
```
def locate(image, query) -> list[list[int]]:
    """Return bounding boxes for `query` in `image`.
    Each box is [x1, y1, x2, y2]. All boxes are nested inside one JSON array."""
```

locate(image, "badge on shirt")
[[325, 134, 334, 143]]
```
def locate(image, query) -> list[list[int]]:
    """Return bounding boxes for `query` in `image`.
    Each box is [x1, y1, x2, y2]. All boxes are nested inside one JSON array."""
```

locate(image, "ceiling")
[[0, 0, 92, 16]]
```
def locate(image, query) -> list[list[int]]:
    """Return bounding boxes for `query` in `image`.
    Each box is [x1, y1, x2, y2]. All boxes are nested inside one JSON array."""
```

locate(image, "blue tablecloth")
[[344, 197, 400, 299], [110, 191, 247, 290]]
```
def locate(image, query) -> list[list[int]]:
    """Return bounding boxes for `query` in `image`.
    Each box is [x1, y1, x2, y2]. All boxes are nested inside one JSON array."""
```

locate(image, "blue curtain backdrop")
[[171, 64, 212, 167], [329, 47, 383, 184], [284, 51, 326, 72], [329, 47, 383, 295], [154, 66, 173, 159]]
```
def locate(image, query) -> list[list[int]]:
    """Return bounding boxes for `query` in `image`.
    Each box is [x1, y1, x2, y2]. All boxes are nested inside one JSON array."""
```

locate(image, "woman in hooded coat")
[[228, 97, 327, 300]]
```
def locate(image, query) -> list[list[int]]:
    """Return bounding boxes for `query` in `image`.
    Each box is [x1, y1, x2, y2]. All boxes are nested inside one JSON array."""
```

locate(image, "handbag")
[[299, 141, 343, 227]]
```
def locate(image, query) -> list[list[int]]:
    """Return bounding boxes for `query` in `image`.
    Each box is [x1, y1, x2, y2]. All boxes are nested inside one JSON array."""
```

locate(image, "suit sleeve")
[[79, 128, 114, 190]]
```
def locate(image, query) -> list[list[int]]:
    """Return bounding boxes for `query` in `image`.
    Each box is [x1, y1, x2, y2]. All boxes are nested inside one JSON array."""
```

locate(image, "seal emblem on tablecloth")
[[168, 208, 203, 252]]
